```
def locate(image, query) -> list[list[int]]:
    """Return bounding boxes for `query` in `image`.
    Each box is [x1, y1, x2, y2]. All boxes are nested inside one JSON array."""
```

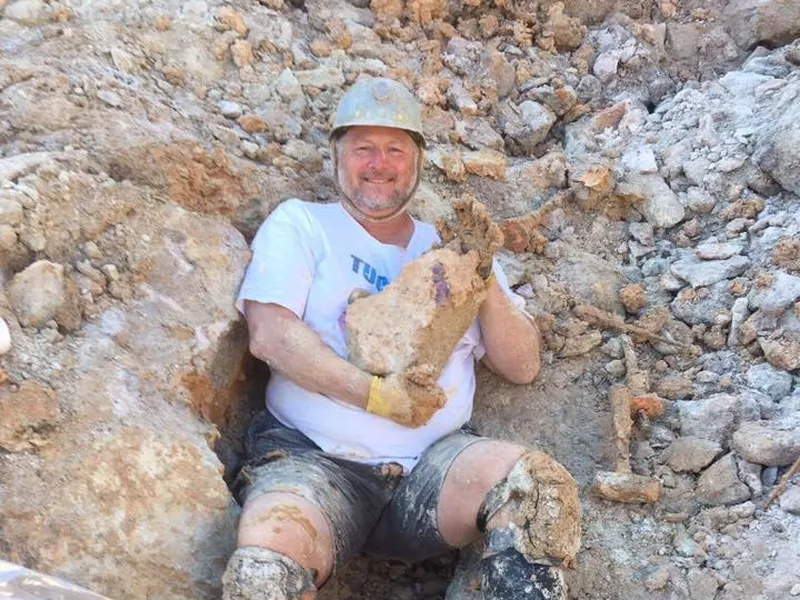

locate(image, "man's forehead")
[[343, 126, 414, 143]]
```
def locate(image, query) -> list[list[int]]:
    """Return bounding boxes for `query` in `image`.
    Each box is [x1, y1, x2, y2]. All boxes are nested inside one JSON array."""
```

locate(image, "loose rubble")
[[1, 0, 799, 599]]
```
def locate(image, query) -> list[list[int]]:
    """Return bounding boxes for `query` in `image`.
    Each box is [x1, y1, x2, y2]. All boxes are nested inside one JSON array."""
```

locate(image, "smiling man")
[[222, 78, 580, 600]]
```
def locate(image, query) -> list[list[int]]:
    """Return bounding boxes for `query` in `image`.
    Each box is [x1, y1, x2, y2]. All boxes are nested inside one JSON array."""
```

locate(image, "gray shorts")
[[233, 411, 485, 567]]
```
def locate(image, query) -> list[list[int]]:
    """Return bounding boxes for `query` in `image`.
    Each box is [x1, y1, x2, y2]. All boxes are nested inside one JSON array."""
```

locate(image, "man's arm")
[[245, 301, 372, 408], [478, 278, 542, 385]]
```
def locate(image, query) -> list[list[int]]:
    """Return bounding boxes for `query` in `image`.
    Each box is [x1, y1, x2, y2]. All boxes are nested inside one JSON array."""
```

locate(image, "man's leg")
[[364, 433, 580, 599], [223, 491, 333, 600], [445, 442, 581, 600], [223, 413, 396, 600]]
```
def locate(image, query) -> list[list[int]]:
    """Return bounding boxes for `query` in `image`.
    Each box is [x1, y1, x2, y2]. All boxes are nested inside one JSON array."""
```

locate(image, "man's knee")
[[237, 492, 335, 586], [437, 439, 527, 547], [479, 450, 581, 568]]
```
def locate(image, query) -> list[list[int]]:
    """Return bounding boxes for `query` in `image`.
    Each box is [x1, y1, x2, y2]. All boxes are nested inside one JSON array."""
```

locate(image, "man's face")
[[336, 126, 419, 220]]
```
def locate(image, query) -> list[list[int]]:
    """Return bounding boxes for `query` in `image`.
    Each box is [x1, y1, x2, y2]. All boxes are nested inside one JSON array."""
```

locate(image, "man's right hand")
[[368, 366, 447, 428]]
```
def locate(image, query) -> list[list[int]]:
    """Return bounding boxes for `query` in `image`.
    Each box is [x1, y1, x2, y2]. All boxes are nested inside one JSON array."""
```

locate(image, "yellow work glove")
[[367, 369, 447, 428]]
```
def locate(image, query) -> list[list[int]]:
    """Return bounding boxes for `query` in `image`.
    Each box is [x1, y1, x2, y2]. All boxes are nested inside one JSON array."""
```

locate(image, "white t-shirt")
[[237, 198, 524, 469]]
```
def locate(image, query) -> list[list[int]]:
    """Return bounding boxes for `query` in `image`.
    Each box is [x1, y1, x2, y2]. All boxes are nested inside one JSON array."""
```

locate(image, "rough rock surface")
[[2, 1, 800, 599], [347, 197, 500, 381]]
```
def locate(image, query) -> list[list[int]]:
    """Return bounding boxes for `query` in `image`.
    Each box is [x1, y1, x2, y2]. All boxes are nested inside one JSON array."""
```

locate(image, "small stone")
[[617, 174, 685, 229], [216, 6, 248, 36], [0, 197, 23, 225], [727, 297, 750, 347], [762, 465, 779, 487], [620, 283, 646, 313], [3, 0, 47, 25], [83, 241, 103, 260], [276, 70, 305, 109], [695, 241, 744, 260], [644, 567, 670, 592], [558, 330, 602, 358], [593, 471, 660, 503], [732, 421, 800, 467], [779, 486, 800, 515], [593, 51, 619, 83], [687, 568, 720, 599], [217, 101, 243, 119], [462, 149, 507, 180], [677, 394, 737, 444], [621, 146, 659, 174], [294, 66, 345, 90], [0, 318, 10, 356], [230, 40, 255, 67], [241, 141, 259, 160], [605, 360, 626, 378], [746, 363, 792, 400], [7, 261, 68, 329], [670, 255, 751, 288], [237, 114, 267, 134], [666, 437, 722, 473], [543, 3, 584, 51], [683, 187, 717, 214], [656, 375, 693, 400], [671, 281, 734, 326], [759, 335, 800, 371], [600, 337, 624, 359], [496, 101, 556, 154], [447, 80, 478, 116], [97, 90, 123, 108], [661, 270, 685, 292], [629, 222, 654, 246], [100, 264, 120, 282], [696, 454, 751, 506], [0, 224, 17, 251], [747, 271, 800, 315], [456, 118, 505, 151], [153, 14, 172, 30], [737, 457, 763, 498]]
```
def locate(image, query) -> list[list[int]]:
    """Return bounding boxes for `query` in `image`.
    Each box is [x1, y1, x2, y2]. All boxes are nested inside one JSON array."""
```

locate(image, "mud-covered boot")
[[222, 546, 316, 600], [475, 451, 581, 600], [480, 548, 567, 600]]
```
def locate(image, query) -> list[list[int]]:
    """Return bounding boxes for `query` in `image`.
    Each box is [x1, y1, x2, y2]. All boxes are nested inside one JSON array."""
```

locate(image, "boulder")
[[732, 421, 800, 467], [665, 437, 722, 473], [696, 454, 751, 506], [0, 203, 249, 599]]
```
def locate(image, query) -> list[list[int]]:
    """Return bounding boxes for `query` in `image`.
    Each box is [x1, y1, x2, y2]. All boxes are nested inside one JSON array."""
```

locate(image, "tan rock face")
[[0, 195, 248, 598], [0, 381, 60, 452]]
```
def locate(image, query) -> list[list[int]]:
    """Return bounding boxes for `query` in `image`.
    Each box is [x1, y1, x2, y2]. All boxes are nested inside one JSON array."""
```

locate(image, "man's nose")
[[366, 148, 389, 169]]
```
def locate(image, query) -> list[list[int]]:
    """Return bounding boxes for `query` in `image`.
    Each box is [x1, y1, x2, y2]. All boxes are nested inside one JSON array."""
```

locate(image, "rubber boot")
[[480, 547, 567, 600]]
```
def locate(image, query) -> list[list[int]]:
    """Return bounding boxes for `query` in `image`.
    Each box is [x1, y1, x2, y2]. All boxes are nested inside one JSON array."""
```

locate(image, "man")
[[223, 77, 580, 600]]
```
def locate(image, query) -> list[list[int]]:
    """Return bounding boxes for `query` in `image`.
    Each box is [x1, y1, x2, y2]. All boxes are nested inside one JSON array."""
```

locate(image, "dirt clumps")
[[772, 237, 800, 274], [109, 142, 253, 216], [619, 283, 646, 313]]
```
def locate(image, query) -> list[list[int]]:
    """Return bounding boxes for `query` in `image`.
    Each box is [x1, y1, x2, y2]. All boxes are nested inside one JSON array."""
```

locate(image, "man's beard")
[[337, 163, 419, 222], [348, 185, 410, 214]]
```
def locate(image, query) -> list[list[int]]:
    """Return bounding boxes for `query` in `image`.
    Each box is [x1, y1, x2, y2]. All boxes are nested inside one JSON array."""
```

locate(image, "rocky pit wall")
[[1, 0, 800, 598]]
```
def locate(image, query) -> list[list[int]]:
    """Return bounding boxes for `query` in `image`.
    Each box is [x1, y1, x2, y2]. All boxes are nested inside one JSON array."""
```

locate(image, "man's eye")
[[389, 147, 405, 155]]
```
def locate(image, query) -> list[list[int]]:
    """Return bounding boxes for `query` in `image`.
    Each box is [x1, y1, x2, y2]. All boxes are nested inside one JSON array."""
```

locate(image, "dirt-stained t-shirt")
[[237, 198, 524, 470]]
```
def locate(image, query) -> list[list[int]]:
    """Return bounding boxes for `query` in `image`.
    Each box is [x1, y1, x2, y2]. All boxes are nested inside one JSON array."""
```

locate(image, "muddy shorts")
[[233, 411, 486, 567]]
